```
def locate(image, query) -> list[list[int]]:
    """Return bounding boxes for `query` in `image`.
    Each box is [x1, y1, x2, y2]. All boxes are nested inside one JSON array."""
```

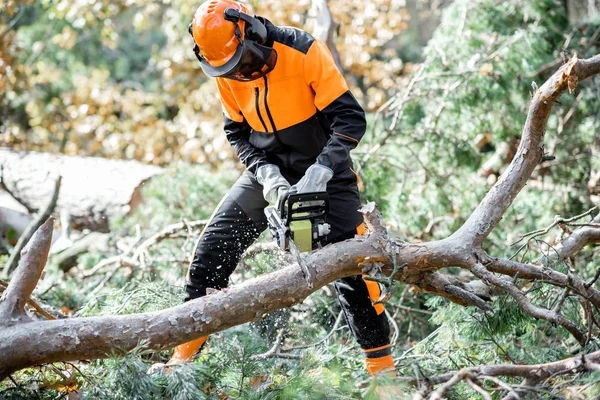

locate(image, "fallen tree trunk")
[[0, 208, 436, 378], [0, 148, 164, 232], [0, 55, 599, 387]]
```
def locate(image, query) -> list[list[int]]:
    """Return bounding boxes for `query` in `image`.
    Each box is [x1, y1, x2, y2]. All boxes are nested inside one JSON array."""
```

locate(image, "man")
[[168, 0, 394, 376]]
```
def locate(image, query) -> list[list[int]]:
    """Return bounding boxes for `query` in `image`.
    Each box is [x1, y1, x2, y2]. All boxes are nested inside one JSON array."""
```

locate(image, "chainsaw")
[[265, 192, 331, 288]]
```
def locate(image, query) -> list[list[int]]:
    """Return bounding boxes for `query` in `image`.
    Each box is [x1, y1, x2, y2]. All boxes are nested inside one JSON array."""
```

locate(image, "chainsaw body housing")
[[265, 192, 330, 253]]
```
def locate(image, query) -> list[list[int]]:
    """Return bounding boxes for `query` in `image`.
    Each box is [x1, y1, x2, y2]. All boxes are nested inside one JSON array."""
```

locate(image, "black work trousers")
[[184, 167, 390, 351]]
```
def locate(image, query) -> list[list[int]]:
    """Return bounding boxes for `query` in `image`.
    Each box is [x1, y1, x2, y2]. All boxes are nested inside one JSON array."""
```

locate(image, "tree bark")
[[0, 148, 163, 232], [0, 218, 54, 326], [2, 177, 61, 277], [567, 0, 600, 22], [311, 0, 343, 72]]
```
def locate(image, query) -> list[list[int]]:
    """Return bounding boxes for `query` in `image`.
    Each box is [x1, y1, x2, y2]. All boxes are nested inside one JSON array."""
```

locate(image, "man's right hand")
[[255, 164, 291, 204]]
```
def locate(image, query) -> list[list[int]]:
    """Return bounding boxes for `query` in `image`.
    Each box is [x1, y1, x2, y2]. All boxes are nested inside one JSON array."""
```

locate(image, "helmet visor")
[[200, 40, 277, 81]]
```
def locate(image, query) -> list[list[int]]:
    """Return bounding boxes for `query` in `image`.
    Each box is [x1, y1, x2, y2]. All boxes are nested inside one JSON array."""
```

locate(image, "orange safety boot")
[[166, 336, 208, 365], [365, 354, 396, 376]]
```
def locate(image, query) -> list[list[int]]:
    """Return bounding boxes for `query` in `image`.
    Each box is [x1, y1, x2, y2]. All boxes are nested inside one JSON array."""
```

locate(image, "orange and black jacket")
[[216, 19, 366, 178]]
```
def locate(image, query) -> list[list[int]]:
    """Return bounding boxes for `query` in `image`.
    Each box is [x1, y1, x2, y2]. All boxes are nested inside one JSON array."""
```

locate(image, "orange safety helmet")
[[188, 0, 277, 81], [190, 0, 248, 67]]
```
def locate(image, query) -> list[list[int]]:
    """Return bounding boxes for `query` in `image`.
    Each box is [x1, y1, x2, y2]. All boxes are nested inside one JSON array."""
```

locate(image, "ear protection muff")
[[187, 6, 275, 80], [188, 23, 202, 62], [187, 8, 267, 59], [223, 8, 267, 43]]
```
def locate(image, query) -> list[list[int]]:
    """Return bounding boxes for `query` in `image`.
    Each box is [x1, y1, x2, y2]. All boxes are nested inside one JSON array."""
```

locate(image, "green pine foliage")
[[361, 0, 600, 248], [2, 0, 600, 398]]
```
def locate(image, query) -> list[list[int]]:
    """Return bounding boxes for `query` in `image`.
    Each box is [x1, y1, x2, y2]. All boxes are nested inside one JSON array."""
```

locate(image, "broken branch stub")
[[0, 217, 54, 326], [359, 202, 388, 235]]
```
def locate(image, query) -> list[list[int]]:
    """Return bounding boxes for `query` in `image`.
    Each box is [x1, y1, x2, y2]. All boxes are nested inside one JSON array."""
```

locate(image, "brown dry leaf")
[[473, 132, 492, 149], [61, 306, 75, 315], [249, 374, 270, 390], [40, 373, 78, 393], [478, 63, 494, 76], [202, 381, 216, 395], [307, 367, 323, 379]]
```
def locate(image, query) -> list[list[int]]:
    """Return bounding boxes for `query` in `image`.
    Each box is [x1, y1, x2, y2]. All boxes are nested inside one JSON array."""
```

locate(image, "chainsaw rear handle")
[[279, 192, 330, 225]]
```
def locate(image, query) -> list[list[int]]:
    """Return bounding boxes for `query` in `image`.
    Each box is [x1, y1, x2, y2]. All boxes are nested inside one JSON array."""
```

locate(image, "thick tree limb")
[[0, 217, 487, 379], [0, 218, 54, 326], [0, 234, 381, 379]]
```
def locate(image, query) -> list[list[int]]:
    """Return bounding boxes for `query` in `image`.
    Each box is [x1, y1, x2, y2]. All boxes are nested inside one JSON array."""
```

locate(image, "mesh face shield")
[[190, 9, 277, 82], [198, 39, 277, 82]]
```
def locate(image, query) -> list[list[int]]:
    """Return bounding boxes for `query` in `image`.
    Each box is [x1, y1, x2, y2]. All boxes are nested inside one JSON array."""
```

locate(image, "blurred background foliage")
[[1, 0, 600, 398], [0, 0, 427, 166]]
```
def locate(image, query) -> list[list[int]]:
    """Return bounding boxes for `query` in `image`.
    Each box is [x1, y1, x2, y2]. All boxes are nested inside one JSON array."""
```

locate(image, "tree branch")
[[552, 214, 600, 260], [452, 55, 600, 247], [0, 5, 26, 39], [426, 350, 600, 399], [471, 263, 587, 345], [430, 350, 600, 385], [132, 219, 208, 257], [511, 207, 597, 247], [488, 256, 600, 306], [251, 329, 301, 360], [0, 224, 390, 379], [415, 272, 492, 311]]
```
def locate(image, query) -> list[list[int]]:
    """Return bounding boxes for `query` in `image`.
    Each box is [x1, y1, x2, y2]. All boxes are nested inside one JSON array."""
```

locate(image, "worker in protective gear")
[[167, 0, 394, 376]]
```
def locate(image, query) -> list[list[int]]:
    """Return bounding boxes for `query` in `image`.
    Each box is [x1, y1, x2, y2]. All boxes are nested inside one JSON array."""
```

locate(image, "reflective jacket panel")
[[216, 19, 366, 177]]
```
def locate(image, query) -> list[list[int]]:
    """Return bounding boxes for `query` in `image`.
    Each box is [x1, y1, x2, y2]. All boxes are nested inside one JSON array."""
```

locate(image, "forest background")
[[1, 0, 600, 398]]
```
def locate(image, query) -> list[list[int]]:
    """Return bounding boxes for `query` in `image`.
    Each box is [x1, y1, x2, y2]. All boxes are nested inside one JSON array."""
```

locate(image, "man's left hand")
[[289, 163, 333, 194]]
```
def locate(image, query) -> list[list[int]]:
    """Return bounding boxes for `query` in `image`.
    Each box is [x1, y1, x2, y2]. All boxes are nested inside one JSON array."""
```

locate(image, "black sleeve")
[[316, 91, 367, 174], [224, 114, 269, 174]]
